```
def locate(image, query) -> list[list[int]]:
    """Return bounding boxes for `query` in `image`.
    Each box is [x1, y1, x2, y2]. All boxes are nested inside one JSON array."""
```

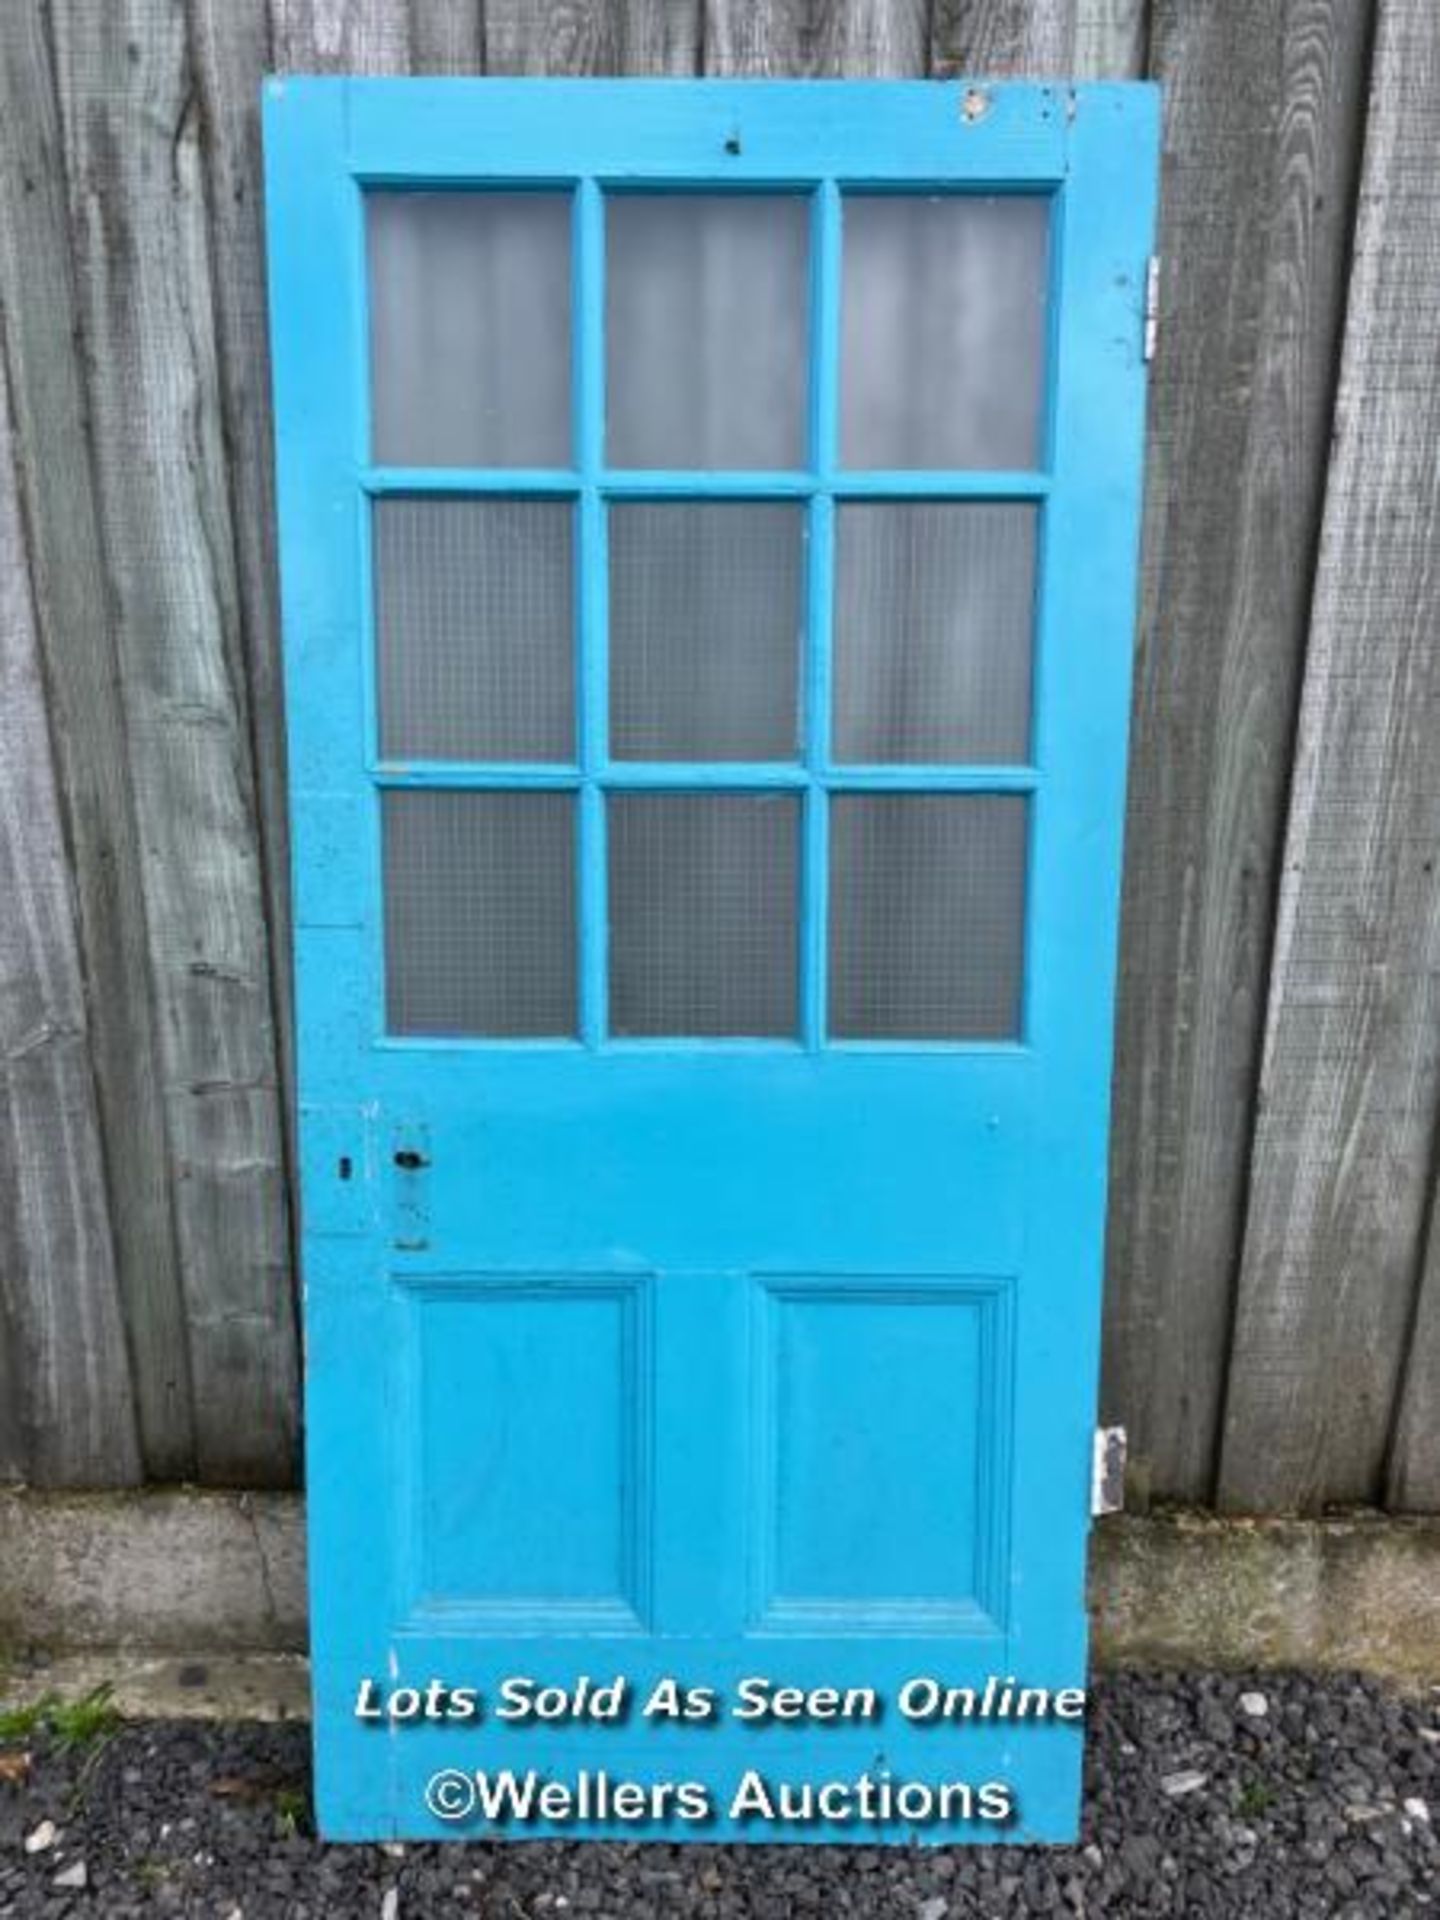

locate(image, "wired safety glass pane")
[[367, 191, 572, 468], [606, 195, 810, 470], [367, 180, 1046, 1048], [828, 796, 1028, 1040], [833, 503, 1036, 765], [840, 195, 1049, 470], [383, 791, 577, 1037], [609, 794, 800, 1037], [374, 498, 575, 763], [609, 502, 804, 762]]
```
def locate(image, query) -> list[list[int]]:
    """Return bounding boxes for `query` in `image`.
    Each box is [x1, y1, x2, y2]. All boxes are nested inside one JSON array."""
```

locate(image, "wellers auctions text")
[[427, 1764, 1015, 1828]]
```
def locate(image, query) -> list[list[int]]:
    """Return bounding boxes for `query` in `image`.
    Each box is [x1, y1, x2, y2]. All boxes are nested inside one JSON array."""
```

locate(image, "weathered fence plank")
[[0, 329, 142, 1488], [927, 5, 1143, 84], [1390, 1193, 1440, 1511], [270, 0, 414, 71], [412, 0, 485, 69], [0, 2, 198, 1478], [930, 0, 1083, 75], [190, 0, 298, 1263], [1218, 0, 1440, 1513], [1072, 0, 1146, 77], [706, 0, 927, 76], [1103, 0, 1372, 1502], [484, 0, 701, 73], [47, 0, 296, 1485]]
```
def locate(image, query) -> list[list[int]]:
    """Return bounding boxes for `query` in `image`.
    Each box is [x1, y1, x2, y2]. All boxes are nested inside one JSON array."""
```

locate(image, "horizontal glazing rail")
[[360, 467, 1053, 500], [370, 763, 1042, 792]]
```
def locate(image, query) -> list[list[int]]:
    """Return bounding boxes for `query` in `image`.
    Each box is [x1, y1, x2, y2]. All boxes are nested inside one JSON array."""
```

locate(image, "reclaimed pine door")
[[265, 79, 1158, 1843]]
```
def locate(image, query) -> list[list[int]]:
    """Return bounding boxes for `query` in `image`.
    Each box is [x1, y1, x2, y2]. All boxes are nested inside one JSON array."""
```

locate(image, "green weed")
[[273, 1784, 311, 1838], [48, 1684, 121, 1753], [1237, 1776, 1274, 1818], [0, 1684, 120, 1751], [0, 1698, 48, 1743]]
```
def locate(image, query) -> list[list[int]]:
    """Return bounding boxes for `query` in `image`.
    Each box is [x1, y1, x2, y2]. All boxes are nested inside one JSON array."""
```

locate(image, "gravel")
[[1, 1671, 1436, 1916]]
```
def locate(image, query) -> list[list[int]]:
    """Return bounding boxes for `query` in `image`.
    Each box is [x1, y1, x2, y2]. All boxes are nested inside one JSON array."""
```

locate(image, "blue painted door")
[[265, 80, 1158, 1845]]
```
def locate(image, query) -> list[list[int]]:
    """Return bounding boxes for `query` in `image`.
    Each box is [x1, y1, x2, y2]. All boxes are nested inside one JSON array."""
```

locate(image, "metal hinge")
[[1092, 1426, 1127, 1516], [1143, 255, 1161, 363]]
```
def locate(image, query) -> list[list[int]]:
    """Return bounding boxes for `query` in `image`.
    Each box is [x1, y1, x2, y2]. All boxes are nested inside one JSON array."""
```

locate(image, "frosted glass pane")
[[375, 499, 574, 762], [828, 796, 1027, 1039], [368, 192, 571, 467], [841, 196, 1049, 470], [609, 503, 804, 761], [609, 794, 799, 1036], [607, 196, 809, 469], [383, 792, 576, 1036], [834, 504, 1035, 764]]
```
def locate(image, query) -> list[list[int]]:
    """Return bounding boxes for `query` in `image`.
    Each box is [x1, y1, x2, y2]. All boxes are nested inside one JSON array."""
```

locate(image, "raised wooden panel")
[[397, 1275, 651, 1626], [751, 1276, 1012, 1631]]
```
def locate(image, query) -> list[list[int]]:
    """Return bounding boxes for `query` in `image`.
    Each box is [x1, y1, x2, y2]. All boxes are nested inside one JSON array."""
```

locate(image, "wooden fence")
[[2, 0, 1437, 1514]]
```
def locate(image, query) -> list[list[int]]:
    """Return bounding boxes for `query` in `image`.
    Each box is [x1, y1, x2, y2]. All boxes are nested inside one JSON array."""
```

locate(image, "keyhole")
[[337, 1156, 353, 1182], [394, 1149, 428, 1171]]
